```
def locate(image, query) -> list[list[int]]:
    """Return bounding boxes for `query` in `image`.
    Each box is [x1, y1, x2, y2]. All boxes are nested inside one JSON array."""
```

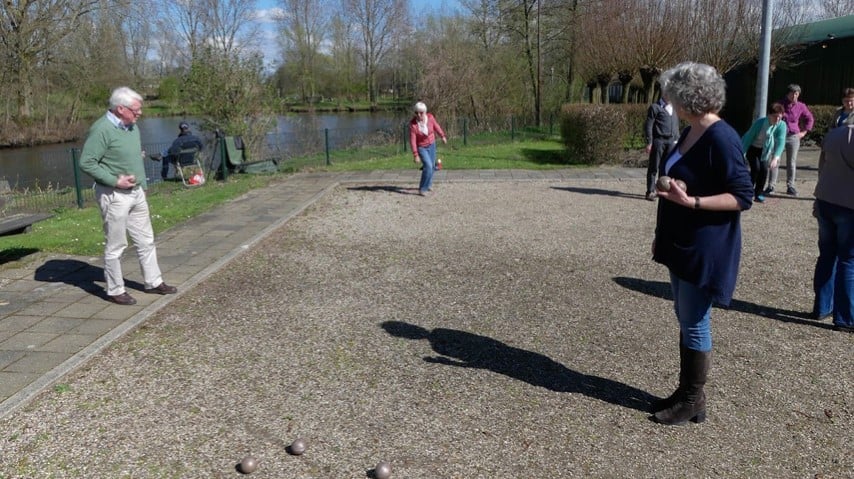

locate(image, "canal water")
[[0, 112, 407, 189]]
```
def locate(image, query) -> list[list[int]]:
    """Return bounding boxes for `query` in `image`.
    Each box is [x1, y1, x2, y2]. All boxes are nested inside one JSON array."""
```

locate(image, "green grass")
[[0, 174, 278, 263], [0, 138, 579, 264], [321, 138, 578, 172]]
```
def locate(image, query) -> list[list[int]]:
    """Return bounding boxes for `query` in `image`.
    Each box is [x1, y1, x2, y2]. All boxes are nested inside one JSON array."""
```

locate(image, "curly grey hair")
[[660, 62, 726, 117]]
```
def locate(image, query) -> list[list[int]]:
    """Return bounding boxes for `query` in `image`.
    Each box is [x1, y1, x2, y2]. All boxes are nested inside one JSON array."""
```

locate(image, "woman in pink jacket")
[[409, 101, 447, 196]]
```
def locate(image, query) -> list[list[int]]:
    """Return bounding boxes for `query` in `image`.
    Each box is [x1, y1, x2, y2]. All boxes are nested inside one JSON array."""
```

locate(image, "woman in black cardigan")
[[651, 62, 754, 425]]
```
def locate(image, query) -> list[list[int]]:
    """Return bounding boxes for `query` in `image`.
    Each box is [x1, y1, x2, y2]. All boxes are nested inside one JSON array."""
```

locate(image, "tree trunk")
[[639, 67, 661, 104]]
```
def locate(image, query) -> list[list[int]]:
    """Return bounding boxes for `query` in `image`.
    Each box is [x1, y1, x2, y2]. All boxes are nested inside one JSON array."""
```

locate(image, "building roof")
[[779, 14, 854, 45]]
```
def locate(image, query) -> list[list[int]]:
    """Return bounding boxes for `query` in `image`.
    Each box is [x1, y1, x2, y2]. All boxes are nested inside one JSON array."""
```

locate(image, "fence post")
[[325, 128, 331, 165], [71, 148, 84, 208], [219, 136, 228, 180], [511, 116, 515, 141], [463, 118, 468, 146], [403, 123, 408, 153]]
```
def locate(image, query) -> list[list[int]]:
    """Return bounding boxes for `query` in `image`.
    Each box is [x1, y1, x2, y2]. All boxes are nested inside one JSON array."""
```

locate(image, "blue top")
[[653, 121, 753, 306]]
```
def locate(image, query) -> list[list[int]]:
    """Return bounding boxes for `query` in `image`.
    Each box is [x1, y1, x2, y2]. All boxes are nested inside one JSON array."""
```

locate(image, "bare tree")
[[328, 12, 360, 102], [0, 0, 101, 119], [818, 0, 854, 17], [278, 0, 329, 102], [117, 0, 154, 83], [157, 0, 207, 64], [201, 0, 261, 56], [343, 0, 407, 104]]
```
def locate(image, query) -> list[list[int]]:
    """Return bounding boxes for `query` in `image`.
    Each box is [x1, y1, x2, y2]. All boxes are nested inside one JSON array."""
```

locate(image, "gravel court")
[[0, 178, 851, 478]]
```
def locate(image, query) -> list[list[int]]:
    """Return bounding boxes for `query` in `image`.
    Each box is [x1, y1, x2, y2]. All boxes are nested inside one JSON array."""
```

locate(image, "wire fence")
[[0, 115, 558, 216]]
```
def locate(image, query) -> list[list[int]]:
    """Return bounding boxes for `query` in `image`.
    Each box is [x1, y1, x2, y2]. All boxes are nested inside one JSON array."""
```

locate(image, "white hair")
[[109, 87, 143, 109], [414, 102, 427, 113]]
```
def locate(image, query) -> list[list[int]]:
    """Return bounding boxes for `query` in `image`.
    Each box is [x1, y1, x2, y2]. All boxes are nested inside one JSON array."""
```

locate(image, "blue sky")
[[252, 0, 464, 65]]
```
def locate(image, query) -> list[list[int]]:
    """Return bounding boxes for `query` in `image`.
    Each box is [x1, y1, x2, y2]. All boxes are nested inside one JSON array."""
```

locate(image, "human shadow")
[[33, 259, 144, 299], [381, 320, 654, 412], [347, 185, 420, 195], [550, 186, 647, 201], [0, 247, 39, 265], [612, 276, 833, 330]]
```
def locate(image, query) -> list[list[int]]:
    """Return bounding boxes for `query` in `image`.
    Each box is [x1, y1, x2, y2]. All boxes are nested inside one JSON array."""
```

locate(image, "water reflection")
[[0, 112, 406, 189]]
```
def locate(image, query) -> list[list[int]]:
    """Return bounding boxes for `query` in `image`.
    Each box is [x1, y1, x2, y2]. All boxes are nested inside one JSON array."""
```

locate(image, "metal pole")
[[325, 129, 331, 166], [754, 0, 774, 120], [71, 148, 83, 208]]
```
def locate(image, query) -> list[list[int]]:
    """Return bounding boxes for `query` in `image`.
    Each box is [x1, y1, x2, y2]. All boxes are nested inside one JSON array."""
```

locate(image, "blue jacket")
[[653, 121, 753, 306]]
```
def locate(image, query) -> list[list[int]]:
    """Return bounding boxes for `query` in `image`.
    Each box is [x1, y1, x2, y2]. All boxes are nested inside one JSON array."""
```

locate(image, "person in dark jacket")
[[811, 123, 854, 332], [644, 94, 680, 200], [651, 62, 754, 426], [161, 122, 204, 180]]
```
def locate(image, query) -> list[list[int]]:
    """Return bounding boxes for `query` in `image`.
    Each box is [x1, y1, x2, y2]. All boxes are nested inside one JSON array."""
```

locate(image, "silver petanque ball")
[[289, 438, 306, 455], [656, 175, 672, 192], [239, 455, 259, 474], [374, 461, 392, 479]]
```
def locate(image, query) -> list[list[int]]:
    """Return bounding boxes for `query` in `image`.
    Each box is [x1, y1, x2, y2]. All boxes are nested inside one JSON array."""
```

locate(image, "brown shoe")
[[145, 282, 177, 295], [108, 292, 137, 305]]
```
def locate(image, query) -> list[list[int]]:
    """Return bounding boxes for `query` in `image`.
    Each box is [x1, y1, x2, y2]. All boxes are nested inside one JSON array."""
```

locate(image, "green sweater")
[[79, 114, 147, 189]]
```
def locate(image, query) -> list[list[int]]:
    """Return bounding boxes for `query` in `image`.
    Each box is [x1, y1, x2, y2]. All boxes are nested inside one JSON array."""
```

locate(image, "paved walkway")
[[0, 153, 819, 420]]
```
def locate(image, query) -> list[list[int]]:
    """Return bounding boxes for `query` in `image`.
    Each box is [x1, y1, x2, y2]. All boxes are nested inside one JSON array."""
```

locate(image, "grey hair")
[[787, 84, 801, 93], [108, 87, 143, 109], [660, 62, 726, 116], [414, 101, 427, 113]]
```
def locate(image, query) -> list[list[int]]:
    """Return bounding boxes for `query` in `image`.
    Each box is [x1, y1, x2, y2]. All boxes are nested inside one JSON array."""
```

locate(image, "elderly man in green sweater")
[[79, 86, 177, 305]]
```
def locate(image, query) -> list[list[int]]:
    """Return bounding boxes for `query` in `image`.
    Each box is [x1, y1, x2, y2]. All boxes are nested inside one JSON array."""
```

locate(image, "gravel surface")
[[0, 179, 851, 478]]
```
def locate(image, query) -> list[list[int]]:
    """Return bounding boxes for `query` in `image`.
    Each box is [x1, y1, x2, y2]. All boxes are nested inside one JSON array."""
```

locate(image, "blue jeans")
[[669, 271, 713, 351], [813, 200, 854, 327], [417, 142, 437, 193]]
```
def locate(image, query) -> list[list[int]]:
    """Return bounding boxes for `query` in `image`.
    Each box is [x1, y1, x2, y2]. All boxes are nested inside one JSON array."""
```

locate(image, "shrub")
[[560, 104, 628, 165], [806, 104, 841, 146]]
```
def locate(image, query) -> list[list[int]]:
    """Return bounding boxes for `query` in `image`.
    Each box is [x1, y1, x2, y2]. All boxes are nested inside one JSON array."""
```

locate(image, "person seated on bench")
[[161, 122, 203, 180]]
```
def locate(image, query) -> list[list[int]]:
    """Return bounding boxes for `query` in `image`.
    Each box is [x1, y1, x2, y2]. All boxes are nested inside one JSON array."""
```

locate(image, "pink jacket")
[[409, 113, 446, 157]]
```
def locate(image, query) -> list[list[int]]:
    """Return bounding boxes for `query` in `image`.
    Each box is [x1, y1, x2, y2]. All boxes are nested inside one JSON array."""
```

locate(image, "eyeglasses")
[[122, 105, 142, 116]]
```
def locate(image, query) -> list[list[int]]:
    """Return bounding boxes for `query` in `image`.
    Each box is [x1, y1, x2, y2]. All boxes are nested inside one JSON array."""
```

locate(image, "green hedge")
[[560, 103, 650, 165]]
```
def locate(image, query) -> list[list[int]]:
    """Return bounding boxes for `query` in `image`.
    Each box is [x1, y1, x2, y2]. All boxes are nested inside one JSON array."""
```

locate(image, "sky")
[[252, 0, 465, 66]]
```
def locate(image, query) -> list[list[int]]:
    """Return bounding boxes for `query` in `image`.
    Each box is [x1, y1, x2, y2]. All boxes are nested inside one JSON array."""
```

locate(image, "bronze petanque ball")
[[239, 455, 259, 474], [655, 175, 672, 192], [288, 438, 306, 455], [373, 461, 392, 479], [673, 179, 687, 192]]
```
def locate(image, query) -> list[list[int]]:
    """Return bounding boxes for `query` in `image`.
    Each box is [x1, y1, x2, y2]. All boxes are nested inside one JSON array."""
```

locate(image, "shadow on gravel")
[[381, 320, 653, 412], [613, 276, 834, 331], [550, 186, 646, 201], [34, 259, 143, 300], [347, 185, 420, 195]]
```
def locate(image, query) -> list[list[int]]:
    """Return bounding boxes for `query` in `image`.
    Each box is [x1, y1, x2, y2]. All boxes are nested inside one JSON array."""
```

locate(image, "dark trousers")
[[646, 138, 676, 194], [745, 146, 768, 197]]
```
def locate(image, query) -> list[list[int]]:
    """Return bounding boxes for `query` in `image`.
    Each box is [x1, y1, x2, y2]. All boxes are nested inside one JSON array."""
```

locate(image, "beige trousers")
[[95, 184, 163, 296]]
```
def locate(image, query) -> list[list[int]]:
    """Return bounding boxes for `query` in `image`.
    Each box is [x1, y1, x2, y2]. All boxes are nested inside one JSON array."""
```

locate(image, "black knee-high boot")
[[653, 349, 710, 425], [653, 339, 688, 412]]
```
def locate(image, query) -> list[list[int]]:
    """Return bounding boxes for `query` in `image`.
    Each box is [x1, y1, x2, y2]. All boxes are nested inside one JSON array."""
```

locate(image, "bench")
[[0, 213, 53, 236]]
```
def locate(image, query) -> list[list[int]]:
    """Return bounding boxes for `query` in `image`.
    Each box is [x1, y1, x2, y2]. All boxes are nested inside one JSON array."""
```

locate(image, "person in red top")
[[409, 101, 447, 196]]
